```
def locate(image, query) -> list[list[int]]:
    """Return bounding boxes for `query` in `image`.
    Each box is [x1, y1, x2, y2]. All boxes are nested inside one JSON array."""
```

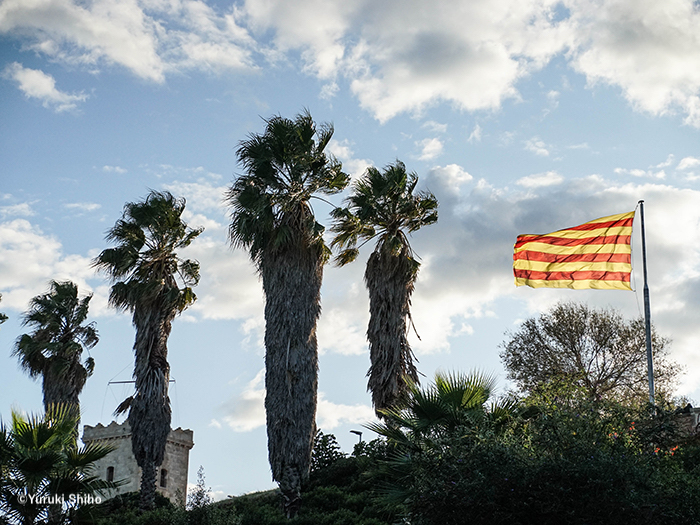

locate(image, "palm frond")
[[113, 396, 133, 417], [228, 110, 349, 270]]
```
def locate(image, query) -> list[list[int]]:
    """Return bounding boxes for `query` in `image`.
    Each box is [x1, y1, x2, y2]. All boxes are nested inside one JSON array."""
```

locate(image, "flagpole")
[[638, 200, 654, 405]]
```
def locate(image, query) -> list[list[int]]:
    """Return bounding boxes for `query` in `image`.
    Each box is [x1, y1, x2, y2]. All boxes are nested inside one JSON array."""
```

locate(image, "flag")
[[513, 211, 635, 290]]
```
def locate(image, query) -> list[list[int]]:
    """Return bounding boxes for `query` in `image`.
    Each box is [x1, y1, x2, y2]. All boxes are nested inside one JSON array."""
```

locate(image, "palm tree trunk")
[[42, 362, 84, 438], [139, 460, 158, 511], [130, 305, 173, 510], [365, 249, 419, 416], [262, 241, 322, 518]]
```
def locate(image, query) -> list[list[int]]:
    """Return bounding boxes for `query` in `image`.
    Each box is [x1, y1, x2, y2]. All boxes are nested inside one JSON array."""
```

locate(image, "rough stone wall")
[[82, 421, 194, 505], [677, 407, 700, 436]]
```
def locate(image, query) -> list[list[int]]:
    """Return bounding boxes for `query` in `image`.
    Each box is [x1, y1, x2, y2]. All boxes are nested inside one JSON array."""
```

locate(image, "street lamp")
[[350, 430, 363, 443]]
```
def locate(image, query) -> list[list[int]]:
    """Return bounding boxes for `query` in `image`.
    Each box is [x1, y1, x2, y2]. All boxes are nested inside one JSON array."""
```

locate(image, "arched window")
[[160, 469, 167, 488], [106, 466, 115, 482]]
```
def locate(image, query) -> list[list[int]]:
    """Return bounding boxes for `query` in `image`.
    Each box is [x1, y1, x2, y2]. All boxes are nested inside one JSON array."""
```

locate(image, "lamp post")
[[350, 430, 363, 443]]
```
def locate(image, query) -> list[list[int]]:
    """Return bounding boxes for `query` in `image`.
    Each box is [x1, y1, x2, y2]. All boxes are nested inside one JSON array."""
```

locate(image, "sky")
[[2, 0, 700, 500]]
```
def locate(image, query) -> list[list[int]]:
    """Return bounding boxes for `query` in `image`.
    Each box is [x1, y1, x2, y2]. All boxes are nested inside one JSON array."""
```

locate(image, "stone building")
[[82, 421, 194, 505], [677, 405, 700, 436]]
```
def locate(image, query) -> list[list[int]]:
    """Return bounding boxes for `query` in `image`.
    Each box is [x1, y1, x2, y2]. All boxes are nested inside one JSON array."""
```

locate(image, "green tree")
[[12, 280, 98, 426], [499, 301, 681, 404], [331, 161, 438, 416], [187, 466, 213, 510], [310, 431, 346, 473], [226, 110, 349, 517], [93, 190, 202, 510], [365, 370, 700, 525], [0, 404, 118, 525]]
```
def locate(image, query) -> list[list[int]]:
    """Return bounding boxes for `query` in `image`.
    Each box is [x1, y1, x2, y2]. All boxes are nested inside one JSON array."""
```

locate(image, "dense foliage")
[[368, 372, 700, 525], [224, 433, 399, 525], [0, 405, 117, 525]]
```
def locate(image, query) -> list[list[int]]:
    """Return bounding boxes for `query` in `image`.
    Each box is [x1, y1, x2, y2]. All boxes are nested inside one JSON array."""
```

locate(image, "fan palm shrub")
[[0, 404, 118, 525]]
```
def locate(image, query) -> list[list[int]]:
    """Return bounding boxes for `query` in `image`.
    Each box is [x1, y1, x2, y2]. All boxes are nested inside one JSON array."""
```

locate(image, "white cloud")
[[524, 137, 550, 156], [516, 170, 564, 188], [422, 120, 447, 133], [220, 369, 266, 432], [0, 175, 259, 325], [64, 202, 101, 212], [328, 140, 373, 181], [3, 62, 88, 112], [220, 369, 376, 432], [102, 165, 127, 174], [5, 0, 700, 126], [317, 393, 375, 430], [317, 302, 368, 356], [0, 219, 106, 314], [239, 0, 700, 126], [242, 0, 570, 122], [426, 164, 474, 196], [183, 236, 264, 322], [0, 203, 35, 218], [0, 0, 255, 83], [542, 89, 560, 117], [569, 0, 700, 127], [653, 154, 675, 169], [677, 156, 700, 170], [417, 137, 444, 160], [468, 124, 482, 143], [614, 167, 666, 179]]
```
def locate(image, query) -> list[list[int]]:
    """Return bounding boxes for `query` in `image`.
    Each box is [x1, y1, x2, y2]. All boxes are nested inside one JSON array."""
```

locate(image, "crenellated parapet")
[[82, 421, 194, 506]]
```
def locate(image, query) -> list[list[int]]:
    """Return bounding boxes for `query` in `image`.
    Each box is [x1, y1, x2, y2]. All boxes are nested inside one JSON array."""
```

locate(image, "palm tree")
[[226, 110, 348, 517], [0, 404, 118, 525], [331, 161, 438, 416], [93, 190, 202, 510], [366, 371, 517, 519], [368, 371, 516, 448], [12, 280, 98, 427]]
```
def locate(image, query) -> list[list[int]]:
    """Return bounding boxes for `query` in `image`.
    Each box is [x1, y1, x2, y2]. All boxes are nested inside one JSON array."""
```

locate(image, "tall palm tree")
[[331, 161, 438, 416], [12, 280, 98, 426], [226, 110, 348, 517], [93, 190, 202, 510]]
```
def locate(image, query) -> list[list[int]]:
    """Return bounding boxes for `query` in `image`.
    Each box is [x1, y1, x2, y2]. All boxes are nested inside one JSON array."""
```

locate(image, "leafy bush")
[[89, 490, 240, 525], [228, 434, 399, 525], [367, 371, 700, 525]]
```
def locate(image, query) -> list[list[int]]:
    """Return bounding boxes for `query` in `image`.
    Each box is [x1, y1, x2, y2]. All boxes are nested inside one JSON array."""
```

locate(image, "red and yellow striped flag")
[[513, 211, 635, 290]]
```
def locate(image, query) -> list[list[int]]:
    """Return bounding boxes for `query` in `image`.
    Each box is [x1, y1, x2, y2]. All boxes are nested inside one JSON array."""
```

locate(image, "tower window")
[[106, 466, 114, 482], [160, 469, 168, 488]]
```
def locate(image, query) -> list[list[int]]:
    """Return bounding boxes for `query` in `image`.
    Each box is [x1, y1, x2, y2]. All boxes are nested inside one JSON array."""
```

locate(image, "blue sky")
[[2, 0, 700, 499]]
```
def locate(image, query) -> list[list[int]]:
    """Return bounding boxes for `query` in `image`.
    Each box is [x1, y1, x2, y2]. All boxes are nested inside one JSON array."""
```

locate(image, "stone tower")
[[82, 421, 194, 505]]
